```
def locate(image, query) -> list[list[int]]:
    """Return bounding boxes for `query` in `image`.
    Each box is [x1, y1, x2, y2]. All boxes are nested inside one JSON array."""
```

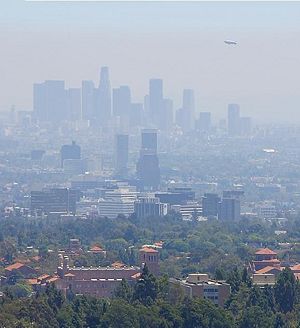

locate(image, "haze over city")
[[3, 1, 300, 327], [2, 1, 300, 123]]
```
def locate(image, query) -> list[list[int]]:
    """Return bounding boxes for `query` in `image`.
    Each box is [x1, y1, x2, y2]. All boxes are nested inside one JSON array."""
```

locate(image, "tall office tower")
[[197, 112, 211, 132], [113, 86, 131, 128], [218, 198, 241, 221], [137, 129, 160, 190], [130, 103, 143, 127], [33, 80, 66, 122], [161, 98, 173, 131], [33, 83, 46, 121], [149, 79, 163, 126], [134, 197, 168, 219], [95, 66, 111, 127], [202, 193, 221, 217], [176, 89, 195, 132], [227, 103, 240, 136], [115, 134, 129, 176], [60, 141, 81, 168], [31, 188, 77, 214], [81, 80, 95, 121], [66, 88, 81, 121], [240, 117, 252, 136]]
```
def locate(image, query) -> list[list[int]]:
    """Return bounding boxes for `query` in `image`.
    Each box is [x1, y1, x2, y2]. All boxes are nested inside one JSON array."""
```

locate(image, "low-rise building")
[[169, 273, 230, 307]]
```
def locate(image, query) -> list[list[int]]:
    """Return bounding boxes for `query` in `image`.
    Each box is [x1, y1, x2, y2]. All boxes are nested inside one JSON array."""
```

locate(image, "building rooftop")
[[140, 247, 159, 253], [5, 262, 25, 271], [255, 248, 277, 255]]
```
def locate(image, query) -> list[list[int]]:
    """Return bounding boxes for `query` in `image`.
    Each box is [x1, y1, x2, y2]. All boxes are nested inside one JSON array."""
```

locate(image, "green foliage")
[[275, 267, 296, 313], [134, 264, 158, 305]]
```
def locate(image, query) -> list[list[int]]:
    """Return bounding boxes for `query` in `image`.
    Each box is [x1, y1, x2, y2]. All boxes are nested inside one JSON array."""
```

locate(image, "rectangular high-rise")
[[95, 66, 111, 127], [60, 141, 81, 168], [218, 198, 240, 221], [149, 79, 163, 126], [115, 134, 129, 176], [31, 188, 77, 214], [197, 112, 211, 132], [113, 86, 131, 128], [202, 193, 221, 217], [176, 89, 195, 132], [137, 129, 160, 190], [227, 103, 240, 136], [66, 88, 81, 121], [81, 80, 95, 121], [33, 80, 66, 122]]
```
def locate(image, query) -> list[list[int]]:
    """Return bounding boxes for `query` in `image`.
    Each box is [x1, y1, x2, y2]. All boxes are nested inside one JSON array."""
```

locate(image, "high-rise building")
[[66, 88, 81, 121], [197, 112, 211, 132], [161, 98, 173, 131], [81, 80, 95, 122], [134, 197, 168, 219], [33, 83, 46, 121], [113, 86, 131, 128], [60, 141, 81, 168], [227, 103, 240, 136], [30, 188, 77, 214], [176, 89, 195, 132], [33, 80, 66, 122], [95, 67, 111, 127], [149, 79, 163, 126], [130, 103, 143, 127], [115, 134, 129, 176], [137, 129, 160, 190], [202, 193, 221, 217], [218, 198, 240, 221], [240, 117, 252, 136]]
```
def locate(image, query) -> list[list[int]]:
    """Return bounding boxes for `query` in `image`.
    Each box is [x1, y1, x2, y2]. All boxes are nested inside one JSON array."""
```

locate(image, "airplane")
[[224, 40, 238, 45]]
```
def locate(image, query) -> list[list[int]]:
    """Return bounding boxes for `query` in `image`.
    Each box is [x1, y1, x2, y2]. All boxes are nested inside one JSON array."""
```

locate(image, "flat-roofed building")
[[97, 188, 137, 218], [169, 273, 230, 307]]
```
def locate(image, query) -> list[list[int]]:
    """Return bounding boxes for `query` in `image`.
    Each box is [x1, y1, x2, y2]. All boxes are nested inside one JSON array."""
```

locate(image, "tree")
[[226, 267, 242, 293], [114, 278, 133, 303], [239, 306, 274, 328], [101, 299, 139, 328], [134, 264, 158, 305], [275, 267, 296, 313]]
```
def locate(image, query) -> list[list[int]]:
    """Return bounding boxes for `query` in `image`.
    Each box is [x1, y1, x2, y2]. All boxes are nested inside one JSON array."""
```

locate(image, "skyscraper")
[[202, 193, 221, 217], [130, 103, 143, 127], [81, 80, 95, 122], [218, 198, 241, 221], [149, 79, 163, 127], [60, 141, 81, 168], [176, 89, 195, 132], [33, 80, 66, 122], [113, 86, 131, 129], [197, 112, 211, 132], [137, 129, 160, 190], [66, 88, 81, 121], [240, 117, 252, 136], [115, 134, 129, 177], [95, 67, 111, 127], [228, 103, 240, 136]]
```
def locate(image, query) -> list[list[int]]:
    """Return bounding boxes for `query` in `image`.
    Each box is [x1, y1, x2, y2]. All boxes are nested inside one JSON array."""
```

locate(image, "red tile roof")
[[131, 272, 141, 279], [5, 262, 25, 271], [255, 248, 277, 255], [90, 245, 104, 252], [140, 247, 158, 253], [255, 266, 282, 274], [291, 264, 300, 271]]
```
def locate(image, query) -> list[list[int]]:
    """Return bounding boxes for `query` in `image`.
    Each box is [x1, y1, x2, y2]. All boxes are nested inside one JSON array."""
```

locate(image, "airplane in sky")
[[224, 40, 238, 45]]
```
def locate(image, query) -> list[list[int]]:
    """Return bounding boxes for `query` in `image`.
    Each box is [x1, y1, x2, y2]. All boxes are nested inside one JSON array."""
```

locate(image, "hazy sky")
[[1, 1, 300, 123]]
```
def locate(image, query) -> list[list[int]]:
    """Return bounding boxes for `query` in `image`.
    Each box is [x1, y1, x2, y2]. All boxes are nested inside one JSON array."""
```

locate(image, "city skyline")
[[2, 1, 300, 123]]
